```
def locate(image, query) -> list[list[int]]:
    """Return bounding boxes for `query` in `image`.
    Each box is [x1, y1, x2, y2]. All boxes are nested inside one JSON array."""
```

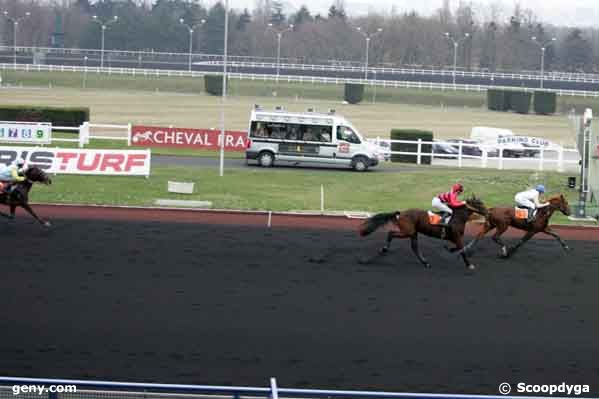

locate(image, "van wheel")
[[258, 151, 275, 167], [352, 156, 369, 172]]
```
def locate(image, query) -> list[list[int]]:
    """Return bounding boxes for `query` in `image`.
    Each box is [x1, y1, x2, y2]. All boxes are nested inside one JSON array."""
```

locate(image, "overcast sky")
[[222, 0, 599, 28]]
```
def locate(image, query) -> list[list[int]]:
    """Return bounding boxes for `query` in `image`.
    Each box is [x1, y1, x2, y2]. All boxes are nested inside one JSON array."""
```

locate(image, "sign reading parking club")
[[0, 121, 52, 144], [131, 125, 248, 151]]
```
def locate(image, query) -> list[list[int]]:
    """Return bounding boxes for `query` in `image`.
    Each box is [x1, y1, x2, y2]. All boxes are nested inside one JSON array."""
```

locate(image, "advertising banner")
[[0, 146, 150, 176], [0, 121, 52, 144], [496, 135, 557, 148], [130, 125, 248, 151]]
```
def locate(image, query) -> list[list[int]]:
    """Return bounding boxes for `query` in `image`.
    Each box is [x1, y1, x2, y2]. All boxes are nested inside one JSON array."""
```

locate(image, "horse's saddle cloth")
[[514, 207, 529, 219], [427, 211, 443, 225]]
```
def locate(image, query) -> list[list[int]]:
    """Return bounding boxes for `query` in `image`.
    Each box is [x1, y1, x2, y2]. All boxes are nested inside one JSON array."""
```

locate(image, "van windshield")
[[336, 126, 361, 144]]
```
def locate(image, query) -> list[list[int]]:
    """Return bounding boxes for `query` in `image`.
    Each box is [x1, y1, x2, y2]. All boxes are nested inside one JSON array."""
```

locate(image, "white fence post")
[[498, 148, 504, 170], [320, 184, 324, 214], [539, 148, 544, 171], [78, 122, 89, 148], [417, 139, 422, 165], [458, 141, 463, 168], [482, 148, 488, 168], [557, 147, 564, 173], [270, 378, 278, 399], [127, 123, 133, 146]]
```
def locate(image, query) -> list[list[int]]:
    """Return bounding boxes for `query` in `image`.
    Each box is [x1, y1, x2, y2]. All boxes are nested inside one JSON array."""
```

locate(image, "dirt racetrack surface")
[[1, 207, 598, 395]]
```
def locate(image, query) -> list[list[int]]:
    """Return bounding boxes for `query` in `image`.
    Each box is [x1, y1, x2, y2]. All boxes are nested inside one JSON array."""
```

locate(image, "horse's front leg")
[[507, 231, 535, 257], [544, 227, 571, 252], [410, 235, 431, 269], [21, 203, 51, 227], [464, 221, 495, 254], [453, 235, 475, 270]]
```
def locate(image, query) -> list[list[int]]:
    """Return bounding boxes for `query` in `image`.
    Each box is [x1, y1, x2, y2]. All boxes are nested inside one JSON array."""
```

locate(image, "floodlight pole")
[[356, 27, 383, 80], [3, 11, 31, 67], [180, 18, 206, 72], [444, 32, 470, 85], [267, 23, 294, 81], [92, 15, 118, 69], [531, 36, 557, 89], [219, 0, 229, 177]]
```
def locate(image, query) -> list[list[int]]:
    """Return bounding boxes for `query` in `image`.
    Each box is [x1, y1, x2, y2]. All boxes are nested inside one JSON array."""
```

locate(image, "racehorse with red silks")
[[358, 196, 487, 270]]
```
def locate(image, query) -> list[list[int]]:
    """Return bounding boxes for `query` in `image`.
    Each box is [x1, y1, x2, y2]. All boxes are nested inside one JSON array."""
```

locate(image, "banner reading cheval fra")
[[130, 125, 248, 151]]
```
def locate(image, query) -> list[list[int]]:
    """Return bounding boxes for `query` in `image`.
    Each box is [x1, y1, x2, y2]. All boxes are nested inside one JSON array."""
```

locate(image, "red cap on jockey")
[[452, 183, 464, 193]]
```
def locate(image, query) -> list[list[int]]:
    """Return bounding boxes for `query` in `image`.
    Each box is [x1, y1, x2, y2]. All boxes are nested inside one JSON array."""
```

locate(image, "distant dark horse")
[[359, 196, 487, 270], [0, 166, 52, 227], [464, 194, 571, 258]]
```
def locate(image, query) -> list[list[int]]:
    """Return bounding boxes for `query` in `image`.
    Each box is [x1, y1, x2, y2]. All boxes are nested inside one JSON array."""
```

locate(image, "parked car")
[[446, 139, 483, 156], [432, 141, 459, 158], [521, 143, 541, 157]]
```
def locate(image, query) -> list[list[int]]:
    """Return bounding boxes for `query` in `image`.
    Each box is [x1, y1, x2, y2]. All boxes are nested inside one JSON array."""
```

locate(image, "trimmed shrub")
[[0, 105, 89, 127], [205, 74, 225, 95], [487, 89, 506, 111], [533, 91, 557, 115], [390, 129, 433, 165], [509, 91, 532, 114], [344, 83, 364, 104]]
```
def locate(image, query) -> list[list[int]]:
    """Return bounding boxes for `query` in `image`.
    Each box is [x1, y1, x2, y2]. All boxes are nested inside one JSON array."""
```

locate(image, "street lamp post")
[[267, 23, 294, 80], [92, 15, 118, 69], [356, 27, 383, 80], [3, 11, 31, 67], [219, 0, 230, 177], [180, 18, 206, 72], [531, 36, 557, 89], [444, 32, 470, 85]]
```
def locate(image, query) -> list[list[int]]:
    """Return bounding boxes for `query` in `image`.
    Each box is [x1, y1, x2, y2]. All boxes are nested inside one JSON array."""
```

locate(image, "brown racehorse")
[[0, 166, 52, 227], [359, 196, 487, 270], [464, 194, 571, 258]]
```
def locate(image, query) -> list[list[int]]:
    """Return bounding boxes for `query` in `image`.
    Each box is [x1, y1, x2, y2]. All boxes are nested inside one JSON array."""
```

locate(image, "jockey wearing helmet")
[[515, 184, 549, 223], [0, 158, 28, 193], [432, 183, 466, 224]]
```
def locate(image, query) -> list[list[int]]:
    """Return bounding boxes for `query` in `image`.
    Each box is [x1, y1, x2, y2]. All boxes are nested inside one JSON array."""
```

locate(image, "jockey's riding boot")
[[526, 208, 535, 223]]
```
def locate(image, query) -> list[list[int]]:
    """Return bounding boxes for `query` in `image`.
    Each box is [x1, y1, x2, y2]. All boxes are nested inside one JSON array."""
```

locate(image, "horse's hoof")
[[379, 247, 389, 254], [564, 246, 572, 252], [423, 262, 432, 269], [43, 221, 51, 227], [467, 264, 476, 271]]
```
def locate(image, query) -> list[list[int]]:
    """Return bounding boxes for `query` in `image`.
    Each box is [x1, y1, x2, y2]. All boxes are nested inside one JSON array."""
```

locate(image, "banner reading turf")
[[130, 125, 248, 151], [0, 147, 151, 176]]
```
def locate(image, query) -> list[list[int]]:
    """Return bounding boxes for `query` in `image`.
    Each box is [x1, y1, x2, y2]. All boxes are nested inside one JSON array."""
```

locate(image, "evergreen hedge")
[[390, 129, 433, 165], [344, 83, 364, 104], [0, 105, 89, 127]]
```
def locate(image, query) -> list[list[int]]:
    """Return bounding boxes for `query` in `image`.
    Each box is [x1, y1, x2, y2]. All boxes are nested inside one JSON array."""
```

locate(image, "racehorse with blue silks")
[[0, 166, 52, 227], [359, 195, 487, 270], [464, 194, 572, 258]]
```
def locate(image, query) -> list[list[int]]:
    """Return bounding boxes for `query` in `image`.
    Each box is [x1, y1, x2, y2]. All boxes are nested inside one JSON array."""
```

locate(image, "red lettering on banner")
[[100, 154, 125, 172], [124, 154, 147, 171], [77, 153, 102, 171], [56, 152, 79, 171]]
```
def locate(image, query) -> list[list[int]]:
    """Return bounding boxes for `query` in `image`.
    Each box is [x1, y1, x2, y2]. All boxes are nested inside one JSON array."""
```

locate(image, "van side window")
[[319, 126, 332, 142], [250, 121, 268, 137], [337, 126, 361, 144]]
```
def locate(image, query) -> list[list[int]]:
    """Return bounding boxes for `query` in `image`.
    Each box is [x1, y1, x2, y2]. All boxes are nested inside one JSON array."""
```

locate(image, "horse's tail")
[[359, 211, 400, 237]]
